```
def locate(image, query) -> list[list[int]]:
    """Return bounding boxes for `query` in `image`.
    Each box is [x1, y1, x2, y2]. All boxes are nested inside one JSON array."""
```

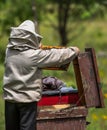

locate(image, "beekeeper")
[[3, 20, 80, 130]]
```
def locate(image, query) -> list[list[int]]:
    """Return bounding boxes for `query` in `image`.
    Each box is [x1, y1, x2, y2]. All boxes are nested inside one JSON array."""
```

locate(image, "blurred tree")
[[45, 0, 106, 46], [0, 0, 46, 35], [0, 0, 106, 46]]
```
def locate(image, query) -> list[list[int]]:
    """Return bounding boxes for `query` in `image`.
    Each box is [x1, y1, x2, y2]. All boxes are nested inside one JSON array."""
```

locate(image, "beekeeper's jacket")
[[3, 20, 78, 103]]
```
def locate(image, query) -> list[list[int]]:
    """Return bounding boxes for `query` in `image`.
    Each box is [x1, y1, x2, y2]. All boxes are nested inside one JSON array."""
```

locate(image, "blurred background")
[[0, 0, 107, 130]]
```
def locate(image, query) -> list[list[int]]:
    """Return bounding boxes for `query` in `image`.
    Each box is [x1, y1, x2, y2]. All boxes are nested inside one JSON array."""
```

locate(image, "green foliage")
[[0, 0, 106, 46], [0, 1, 107, 129], [0, 35, 8, 63], [87, 93, 107, 130], [0, 0, 47, 35], [0, 0, 33, 34], [0, 64, 4, 94], [0, 95, 4, 130]]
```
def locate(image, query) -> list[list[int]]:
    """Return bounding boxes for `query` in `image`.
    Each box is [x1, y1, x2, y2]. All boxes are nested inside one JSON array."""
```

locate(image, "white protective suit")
[[3, 20, 78, 103]]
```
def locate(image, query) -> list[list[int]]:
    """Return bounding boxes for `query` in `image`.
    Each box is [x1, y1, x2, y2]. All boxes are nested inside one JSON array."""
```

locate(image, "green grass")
[[87, 96, 107, 130], [0, 65, 4, 129], [0, 95, 4, 130], [0, 64, 4, 94]]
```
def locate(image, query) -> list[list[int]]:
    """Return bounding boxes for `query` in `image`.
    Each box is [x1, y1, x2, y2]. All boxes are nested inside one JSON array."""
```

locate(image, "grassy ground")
[[0, 20, 107, 130], [0, 95, 4, 130]]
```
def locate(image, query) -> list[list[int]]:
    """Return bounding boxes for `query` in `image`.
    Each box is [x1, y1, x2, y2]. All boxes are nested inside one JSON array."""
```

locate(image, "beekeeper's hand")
[[70, 47, 80, 55]]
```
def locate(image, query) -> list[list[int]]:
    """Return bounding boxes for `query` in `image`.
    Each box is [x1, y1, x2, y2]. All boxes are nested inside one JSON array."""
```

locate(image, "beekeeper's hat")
[[12, 20, 43, 39]]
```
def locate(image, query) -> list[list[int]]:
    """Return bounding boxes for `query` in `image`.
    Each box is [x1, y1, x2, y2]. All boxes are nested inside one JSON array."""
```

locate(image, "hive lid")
[[73, 48, 105, 108]]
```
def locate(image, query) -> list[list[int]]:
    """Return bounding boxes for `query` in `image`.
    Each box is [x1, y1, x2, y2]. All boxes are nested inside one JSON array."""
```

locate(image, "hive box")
[[37, 48, 105, 130], [38, 48, 104, 108]]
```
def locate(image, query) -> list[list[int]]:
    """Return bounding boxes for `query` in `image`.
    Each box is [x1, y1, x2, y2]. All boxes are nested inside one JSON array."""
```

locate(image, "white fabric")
[[3, 20, 78, 103], [12, 20, 42, 38], [7, 20, 42, 50]]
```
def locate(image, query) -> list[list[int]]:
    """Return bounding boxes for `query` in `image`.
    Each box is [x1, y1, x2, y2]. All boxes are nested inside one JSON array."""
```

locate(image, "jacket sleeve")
[[30, 48, 77, 68]]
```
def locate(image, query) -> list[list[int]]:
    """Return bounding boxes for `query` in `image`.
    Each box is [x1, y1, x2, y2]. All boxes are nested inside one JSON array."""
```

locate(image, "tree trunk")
[[57, 1, 70, 46]]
